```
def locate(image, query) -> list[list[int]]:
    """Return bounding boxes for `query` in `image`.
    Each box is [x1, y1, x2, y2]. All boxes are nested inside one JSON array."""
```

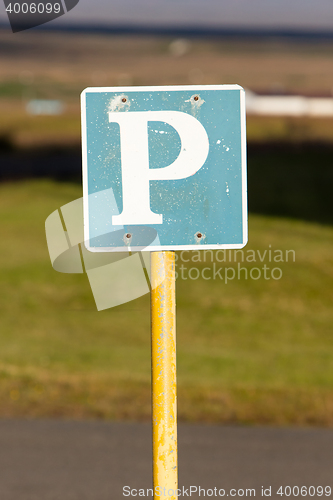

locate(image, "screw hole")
[[125, 233, 132, 239], [193, 95, 199, 101], [196, 232, 202, 239], [122, 97, 127, 103]]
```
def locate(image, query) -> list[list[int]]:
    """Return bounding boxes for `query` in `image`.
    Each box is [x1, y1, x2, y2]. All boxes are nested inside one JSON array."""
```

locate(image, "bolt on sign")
[[81, 85, 247, 252]]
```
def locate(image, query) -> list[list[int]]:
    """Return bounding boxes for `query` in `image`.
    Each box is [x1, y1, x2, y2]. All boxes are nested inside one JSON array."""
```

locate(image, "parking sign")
[[81, 85, 247, 252]]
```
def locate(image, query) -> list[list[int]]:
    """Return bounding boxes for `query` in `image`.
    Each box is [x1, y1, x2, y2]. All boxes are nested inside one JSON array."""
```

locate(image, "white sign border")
[[81, 84, 247, 253]]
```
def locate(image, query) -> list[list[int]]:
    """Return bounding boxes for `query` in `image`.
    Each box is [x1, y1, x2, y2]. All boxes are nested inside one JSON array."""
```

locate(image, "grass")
[[0, 180, 333, 425], [2, 31, 333, 147], [1, 105, 333, 148], [1, 30, 333, 425], [2, 31, 333, 94], [0, 30, 333, 146], [247, 116, 333, 142], [0, 102, 80, 147]]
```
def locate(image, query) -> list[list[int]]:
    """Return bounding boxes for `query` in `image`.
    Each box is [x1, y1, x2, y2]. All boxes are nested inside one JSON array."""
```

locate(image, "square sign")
[[81, 85, 247, 252]]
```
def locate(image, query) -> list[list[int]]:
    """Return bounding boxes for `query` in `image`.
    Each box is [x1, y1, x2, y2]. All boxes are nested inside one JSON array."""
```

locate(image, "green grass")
[[2, 110, 333, 148], [0, 180, 333, 425], [0, 80, 83, 100], [0, 108, 80, 147], [247, 116, 333, 142]]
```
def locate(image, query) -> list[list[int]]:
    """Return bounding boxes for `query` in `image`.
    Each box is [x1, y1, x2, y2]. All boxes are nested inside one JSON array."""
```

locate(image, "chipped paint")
[[194, 231, 206, 244], [123, 233, 132, 245], [151, 251, 177, 499], [185, 94, 205, 117], [107, 94, 131, 113]]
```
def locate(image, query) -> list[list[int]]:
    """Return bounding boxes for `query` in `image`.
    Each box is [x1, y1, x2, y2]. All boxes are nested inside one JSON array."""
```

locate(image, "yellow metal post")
[[151, 251, 177, 500]]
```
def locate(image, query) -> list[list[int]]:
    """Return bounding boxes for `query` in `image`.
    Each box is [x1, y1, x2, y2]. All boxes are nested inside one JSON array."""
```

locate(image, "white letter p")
[[110, 111, 209, 225]]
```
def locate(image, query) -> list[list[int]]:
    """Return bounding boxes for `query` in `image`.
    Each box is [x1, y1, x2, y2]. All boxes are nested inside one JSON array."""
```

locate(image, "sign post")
[[80, 84, 247, 499], [151, 251, 177, 499]]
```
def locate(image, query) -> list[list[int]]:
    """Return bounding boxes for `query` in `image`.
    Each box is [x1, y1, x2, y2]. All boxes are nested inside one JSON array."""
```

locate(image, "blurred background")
[[0, 0, 333, 427]]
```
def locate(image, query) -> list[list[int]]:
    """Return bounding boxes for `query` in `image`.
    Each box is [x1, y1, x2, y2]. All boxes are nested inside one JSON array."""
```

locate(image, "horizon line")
[[2, 22, 333, 40]]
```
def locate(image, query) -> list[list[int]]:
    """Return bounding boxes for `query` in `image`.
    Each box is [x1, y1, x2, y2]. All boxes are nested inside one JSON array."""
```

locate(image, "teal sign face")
[[81, 85, 247, 252]]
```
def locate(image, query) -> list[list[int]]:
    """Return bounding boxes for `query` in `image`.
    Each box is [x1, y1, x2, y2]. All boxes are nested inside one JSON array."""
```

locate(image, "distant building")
[[26, 100, 65, 116], [246, 90, 333, 117]]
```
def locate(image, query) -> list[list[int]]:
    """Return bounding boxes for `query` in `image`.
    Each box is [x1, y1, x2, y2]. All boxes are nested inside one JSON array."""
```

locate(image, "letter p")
[[110, 111, 209, 226]]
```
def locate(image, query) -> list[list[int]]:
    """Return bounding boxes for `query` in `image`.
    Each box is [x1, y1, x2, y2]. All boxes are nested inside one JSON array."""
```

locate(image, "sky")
[[1, 0, 333, 30]]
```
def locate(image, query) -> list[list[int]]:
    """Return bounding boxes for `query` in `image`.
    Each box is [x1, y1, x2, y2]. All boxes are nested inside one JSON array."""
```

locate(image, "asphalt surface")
[[0, 419, 332, 500]]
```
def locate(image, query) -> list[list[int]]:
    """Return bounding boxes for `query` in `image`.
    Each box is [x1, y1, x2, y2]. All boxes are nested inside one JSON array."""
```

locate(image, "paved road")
[[0, 420, 332, 500]]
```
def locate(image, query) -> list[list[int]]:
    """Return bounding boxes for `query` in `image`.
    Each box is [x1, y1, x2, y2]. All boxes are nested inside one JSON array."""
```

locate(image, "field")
[[2, 30, 333, 146], [0, 30, 333, 426], [0, 180, 333, 426]]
